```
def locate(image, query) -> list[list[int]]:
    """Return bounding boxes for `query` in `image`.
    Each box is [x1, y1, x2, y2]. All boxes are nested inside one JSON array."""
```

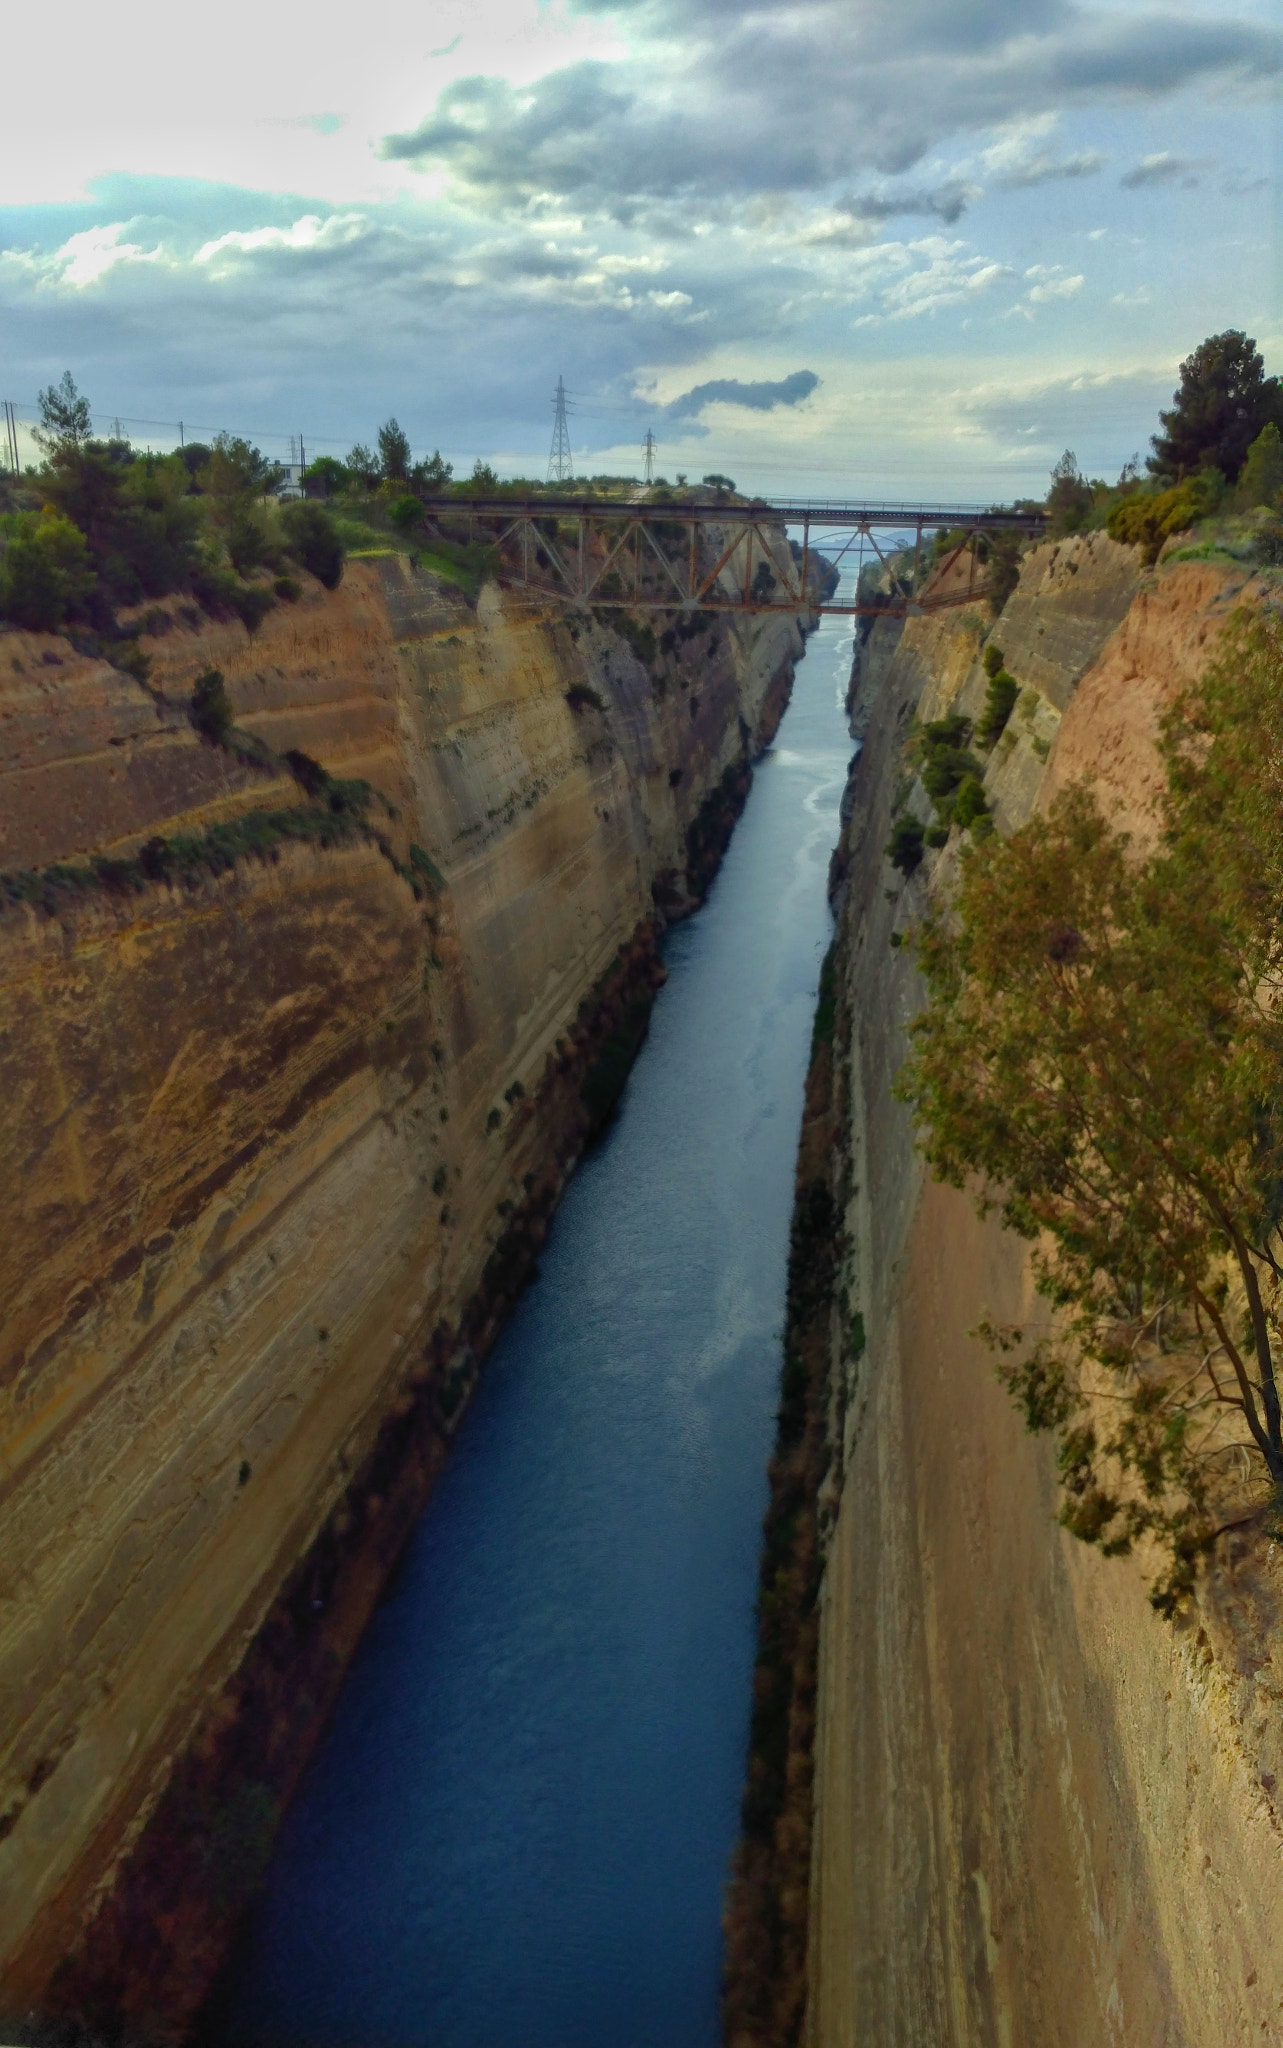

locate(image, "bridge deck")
[[415, 494, 1047, 531]]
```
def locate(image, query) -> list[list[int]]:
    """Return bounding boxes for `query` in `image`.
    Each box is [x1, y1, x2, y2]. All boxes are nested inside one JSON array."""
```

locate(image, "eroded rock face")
[[0, 548, 810, 2037], [806, 539, 1283, 2047]]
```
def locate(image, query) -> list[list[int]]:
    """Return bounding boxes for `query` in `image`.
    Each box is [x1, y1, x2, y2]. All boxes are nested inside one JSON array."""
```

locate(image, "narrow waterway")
[[216, 586, 856, 2048]]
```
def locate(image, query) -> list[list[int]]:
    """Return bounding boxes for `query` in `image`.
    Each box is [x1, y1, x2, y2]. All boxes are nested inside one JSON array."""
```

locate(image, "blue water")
[[217, 589, 855, 2048]]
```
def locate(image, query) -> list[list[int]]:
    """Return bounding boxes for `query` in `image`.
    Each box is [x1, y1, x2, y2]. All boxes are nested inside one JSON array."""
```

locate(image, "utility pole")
[[642, 429, 656, 485], [3, 401, 20, 476], [547, 375, 573, 484]]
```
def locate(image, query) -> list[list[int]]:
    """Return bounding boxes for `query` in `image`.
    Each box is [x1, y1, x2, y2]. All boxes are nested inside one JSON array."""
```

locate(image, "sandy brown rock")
[[0, 536, 812, 2036], [805, 538, 1283, 2047]]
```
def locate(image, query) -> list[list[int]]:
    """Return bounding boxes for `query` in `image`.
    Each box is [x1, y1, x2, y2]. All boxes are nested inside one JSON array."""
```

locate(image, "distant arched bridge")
[[415, 494, 1050, 618]]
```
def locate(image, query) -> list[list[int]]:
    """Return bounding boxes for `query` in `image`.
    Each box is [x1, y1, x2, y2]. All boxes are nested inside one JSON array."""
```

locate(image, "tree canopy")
[[1149, 330, 1283, 485], [377, 417, 411, 481], [897, 611, 1283, 1612], [33, 371, 93, 454]]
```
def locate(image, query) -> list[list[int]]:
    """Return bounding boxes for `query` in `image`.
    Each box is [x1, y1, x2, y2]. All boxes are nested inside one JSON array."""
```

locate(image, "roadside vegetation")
[[0, 375, 346, 640], [894, 331, 1283, 1615]]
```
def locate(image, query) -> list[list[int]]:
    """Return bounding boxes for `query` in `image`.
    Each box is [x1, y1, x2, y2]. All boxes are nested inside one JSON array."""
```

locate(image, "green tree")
[[201, 434, 282, 502], [1236, 422, 1283, 510], [346, 443, 377, 486], [1149, 331, 1283, 484], [279, 501, 344, 589], [457, 459, 500, 496], [411, 449, 453, 492], [897, 612, 1283, 1612], [303, 455, 350, 496], [377, 417, 412, 481], [1046, 449, 1093, 535], [33, 371, 93, 454], [0, 509, 95, 629]]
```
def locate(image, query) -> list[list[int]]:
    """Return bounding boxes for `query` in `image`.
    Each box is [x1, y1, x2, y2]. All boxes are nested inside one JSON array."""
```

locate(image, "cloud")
[[979, 113, 1102, 187], [52, 223, 161, 287], [842, 235, 1014, 323], [1121, 151, 1211, 188], [1005, 262, 1086, 317], [195, 213, 371, 269], [381, 8, 1282, 221], [662, 369, 819, 419]]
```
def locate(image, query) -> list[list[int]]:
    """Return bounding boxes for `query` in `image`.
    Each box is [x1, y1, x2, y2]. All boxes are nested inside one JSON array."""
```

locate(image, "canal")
[[215, 582, 856, 2048]]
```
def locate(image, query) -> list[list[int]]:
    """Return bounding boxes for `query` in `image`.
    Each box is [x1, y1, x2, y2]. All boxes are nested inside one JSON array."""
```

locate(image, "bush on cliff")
[[897, 610, 1283, 1614], [0, 509, 95, 630], [886, 814, 925, 876], [1106, 477, 1217, 564], [279, 501, 345, 589]]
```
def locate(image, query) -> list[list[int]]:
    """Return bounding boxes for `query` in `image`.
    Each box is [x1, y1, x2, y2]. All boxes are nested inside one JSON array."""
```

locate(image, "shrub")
[[952, 774, 991, 834], [227, 508, 271, 577], [190, 669, 234, 744], [279, 501, 345, 589], [273, 573, 302, 601], [388, 494, 423, 534], [0, 511, 95, 630], [886, 815, 925, 876], [408, 842, 445, 890], [1236, 422, 1283, 511], [1107, 480, 1211, 564], [983, 642, 1005, 679], [977, 667, 1020, 748], [228, 584, 276, 634]]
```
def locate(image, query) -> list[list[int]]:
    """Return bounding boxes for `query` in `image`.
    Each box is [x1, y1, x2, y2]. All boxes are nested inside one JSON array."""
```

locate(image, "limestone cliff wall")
[[807, 539, 1283, 2046], [0, 537, 811, 2036]]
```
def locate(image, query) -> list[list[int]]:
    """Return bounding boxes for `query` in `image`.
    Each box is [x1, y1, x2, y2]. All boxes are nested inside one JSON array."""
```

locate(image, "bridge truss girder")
[[414, 496, 1048, 619]]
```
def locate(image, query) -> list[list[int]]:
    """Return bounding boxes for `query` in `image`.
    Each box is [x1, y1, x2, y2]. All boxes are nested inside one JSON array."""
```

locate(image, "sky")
[[1, 0, 1280, 499]]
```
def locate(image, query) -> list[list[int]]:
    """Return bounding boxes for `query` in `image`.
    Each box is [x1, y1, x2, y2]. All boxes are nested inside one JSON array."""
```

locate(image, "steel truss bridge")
[[416, 494, 1049, 618]]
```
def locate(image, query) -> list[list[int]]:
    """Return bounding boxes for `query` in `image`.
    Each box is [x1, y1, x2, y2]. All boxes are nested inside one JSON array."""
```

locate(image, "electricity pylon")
[[643, 429, 656, 485], [547, 376, 573, 483]]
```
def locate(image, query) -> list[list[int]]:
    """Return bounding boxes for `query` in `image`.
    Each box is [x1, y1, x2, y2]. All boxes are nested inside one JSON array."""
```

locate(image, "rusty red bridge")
[[414, 493, 1050, 618]]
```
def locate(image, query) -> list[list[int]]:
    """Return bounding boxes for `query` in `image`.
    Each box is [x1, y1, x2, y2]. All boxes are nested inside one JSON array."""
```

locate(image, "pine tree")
[[1149, 331, 1283, 484]]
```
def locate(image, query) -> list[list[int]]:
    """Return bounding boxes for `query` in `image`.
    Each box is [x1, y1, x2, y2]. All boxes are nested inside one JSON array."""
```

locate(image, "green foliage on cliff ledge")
[[897, 611, 1283, 1614]]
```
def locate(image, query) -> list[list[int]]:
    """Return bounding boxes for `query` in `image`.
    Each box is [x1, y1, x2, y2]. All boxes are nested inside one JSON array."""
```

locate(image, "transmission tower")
[[642, 429, 656, 485], [547, 376, 573, 483]]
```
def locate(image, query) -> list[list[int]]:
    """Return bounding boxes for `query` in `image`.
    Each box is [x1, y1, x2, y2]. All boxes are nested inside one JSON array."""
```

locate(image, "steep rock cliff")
[[768, 537, 1283, 2047], [0, 539, 813, 2038]]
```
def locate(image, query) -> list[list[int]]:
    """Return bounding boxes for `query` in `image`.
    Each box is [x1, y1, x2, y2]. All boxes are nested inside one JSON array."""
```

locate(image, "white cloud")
[[54, 224, 160, 287], [195, 213, 370, 268]]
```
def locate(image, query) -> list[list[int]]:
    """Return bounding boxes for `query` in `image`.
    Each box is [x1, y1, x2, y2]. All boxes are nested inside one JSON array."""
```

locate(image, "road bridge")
[[415, 494, 1050, 618]]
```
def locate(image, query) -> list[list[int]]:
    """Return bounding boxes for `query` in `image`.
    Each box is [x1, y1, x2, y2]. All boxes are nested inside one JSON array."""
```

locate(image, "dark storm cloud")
[[663, 370, 819, 420], [382, 8, 1282, 213], [841, 182, 980, 226]]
